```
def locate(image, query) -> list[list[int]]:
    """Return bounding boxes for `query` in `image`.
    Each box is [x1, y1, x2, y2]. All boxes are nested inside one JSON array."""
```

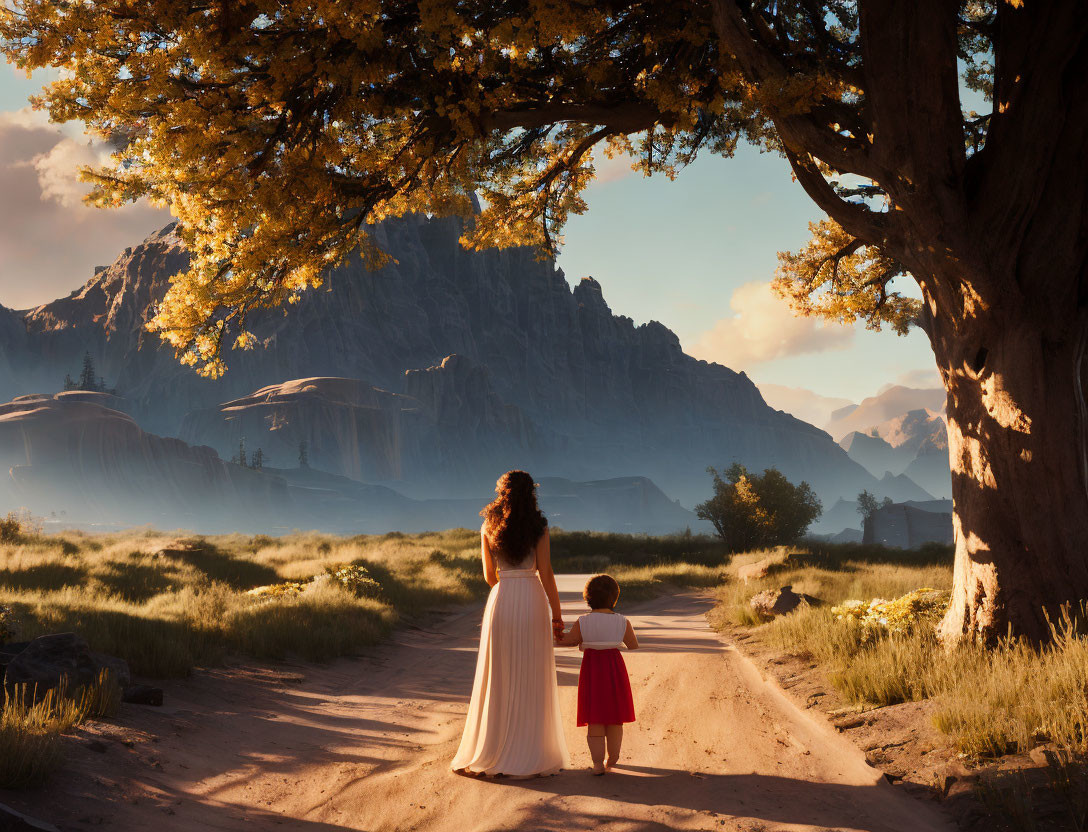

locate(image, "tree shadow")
[[484, 765, 935, 832], [152, 539, 279, 588]]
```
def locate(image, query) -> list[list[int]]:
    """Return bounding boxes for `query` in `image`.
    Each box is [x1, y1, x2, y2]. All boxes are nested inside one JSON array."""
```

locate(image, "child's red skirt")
[[577, 648, 635, 726]]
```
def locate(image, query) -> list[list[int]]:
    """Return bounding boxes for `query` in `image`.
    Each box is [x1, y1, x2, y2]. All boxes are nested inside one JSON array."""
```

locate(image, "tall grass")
[[0, 670, 120, 788], [0, 529, 491, 677], [1, 527, 726, 678], [713, 543, 1088, 766]]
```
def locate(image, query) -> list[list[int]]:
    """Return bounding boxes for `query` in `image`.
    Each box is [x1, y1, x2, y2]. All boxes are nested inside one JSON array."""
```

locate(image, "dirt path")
[[5, 575, 953, 831]]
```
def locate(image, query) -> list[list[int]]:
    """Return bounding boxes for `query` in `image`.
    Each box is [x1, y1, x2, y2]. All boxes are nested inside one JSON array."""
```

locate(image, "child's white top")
[[578, 612, 627, 650]]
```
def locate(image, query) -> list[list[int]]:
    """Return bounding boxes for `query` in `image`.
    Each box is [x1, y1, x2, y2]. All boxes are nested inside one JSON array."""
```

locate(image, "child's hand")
[[552, 619, 565, 642]]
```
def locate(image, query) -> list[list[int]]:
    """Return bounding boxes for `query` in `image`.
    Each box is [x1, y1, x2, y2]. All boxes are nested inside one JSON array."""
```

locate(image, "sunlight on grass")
[[0, 670, 120, 788], [0, 525, 723, 788], [712, 542, 1088, 765]]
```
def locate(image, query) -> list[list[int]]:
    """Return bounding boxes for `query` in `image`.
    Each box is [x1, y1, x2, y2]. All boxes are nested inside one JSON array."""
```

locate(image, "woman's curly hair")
[[481, 470, 547, 563]]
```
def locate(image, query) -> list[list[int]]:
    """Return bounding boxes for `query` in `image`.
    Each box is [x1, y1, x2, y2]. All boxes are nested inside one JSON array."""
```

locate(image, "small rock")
[[123, 684, 164, 706], [1028, 743, 1058, 766], [738, 559, 772, 584], [749, 585, 819, 619]]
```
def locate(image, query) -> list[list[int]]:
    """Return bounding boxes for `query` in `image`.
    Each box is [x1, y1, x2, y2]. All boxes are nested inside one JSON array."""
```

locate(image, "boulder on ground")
[[749, 585, 819, 619], [2, 633, 129, 697], [92, 651, 132, 689]]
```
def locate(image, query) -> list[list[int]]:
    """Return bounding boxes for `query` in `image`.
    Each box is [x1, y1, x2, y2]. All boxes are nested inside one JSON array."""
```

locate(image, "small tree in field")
[[696, 464, 822, 553], [857, 490, 893, 522]]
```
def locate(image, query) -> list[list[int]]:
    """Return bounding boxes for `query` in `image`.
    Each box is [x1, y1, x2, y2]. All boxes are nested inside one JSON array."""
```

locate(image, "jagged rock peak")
[[573, 276, 610, 313]]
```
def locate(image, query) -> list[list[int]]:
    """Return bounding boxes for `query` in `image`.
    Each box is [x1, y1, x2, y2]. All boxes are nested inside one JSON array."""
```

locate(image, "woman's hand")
[[552, 618, 565, 642]]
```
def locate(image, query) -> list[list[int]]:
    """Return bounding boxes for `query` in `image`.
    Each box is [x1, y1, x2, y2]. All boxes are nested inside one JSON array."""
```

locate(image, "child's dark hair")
[[584, 574, 620, 610]]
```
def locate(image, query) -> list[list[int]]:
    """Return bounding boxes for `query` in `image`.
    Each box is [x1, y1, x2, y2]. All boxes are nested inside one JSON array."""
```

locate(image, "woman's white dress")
[[451, 557, 570, 776]]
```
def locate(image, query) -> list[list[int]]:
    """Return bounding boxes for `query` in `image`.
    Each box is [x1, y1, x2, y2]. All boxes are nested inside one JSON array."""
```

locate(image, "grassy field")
[[0, 526, 729, 679], [0, 525, 727, 787], [713, 542, 1088, 772]]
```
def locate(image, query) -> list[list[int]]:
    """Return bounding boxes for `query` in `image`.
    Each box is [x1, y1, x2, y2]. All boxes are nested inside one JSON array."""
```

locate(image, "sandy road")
[[5, 575, 953, 832]]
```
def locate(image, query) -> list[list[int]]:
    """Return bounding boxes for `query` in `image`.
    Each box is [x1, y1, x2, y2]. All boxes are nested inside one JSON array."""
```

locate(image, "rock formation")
[[0, 393, 290, 529]]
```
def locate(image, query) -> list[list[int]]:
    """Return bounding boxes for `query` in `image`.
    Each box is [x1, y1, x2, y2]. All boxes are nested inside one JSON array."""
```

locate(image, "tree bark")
[[931, 297, 1088, 643]]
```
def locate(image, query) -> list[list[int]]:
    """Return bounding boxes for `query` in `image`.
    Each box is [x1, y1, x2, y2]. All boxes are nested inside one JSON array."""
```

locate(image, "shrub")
[[0, 669, 120, 788], [325, 563, 381, 598], [696, 464, 821, 552], [831, 588, 950, 643], [0, 510, 41, 543]]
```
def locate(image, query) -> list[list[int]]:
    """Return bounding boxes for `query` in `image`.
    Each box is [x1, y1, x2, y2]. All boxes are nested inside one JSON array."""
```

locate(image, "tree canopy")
[[695, 464, 822, 551], [1, 0, 1026, 376]]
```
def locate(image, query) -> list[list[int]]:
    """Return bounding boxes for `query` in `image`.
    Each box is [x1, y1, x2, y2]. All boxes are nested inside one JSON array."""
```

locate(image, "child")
[[556, 574, 639, 774]]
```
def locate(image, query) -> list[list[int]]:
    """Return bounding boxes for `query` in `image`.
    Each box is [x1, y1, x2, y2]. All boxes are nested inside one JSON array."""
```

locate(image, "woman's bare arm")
[[536, 527, 563, 623], [556, 619, 582, 647], [623, 620, 639, 649], [481, 524, 498, 587]]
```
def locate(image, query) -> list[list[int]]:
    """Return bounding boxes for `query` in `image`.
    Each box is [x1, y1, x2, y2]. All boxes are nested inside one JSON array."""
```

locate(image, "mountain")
[[1, 214, 888, 516], [824, 386, 946, 441], [754, 383, 854, 429], [838, 406, 951, 499], [839, 431, 914, 478]]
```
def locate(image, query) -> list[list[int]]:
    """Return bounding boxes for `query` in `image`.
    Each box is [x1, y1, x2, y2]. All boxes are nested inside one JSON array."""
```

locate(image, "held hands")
[[552, 618, 565, 643]]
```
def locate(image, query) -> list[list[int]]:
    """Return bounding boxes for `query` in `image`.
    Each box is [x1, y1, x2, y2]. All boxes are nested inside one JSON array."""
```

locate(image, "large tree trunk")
[[932, 300, 1088, 643]]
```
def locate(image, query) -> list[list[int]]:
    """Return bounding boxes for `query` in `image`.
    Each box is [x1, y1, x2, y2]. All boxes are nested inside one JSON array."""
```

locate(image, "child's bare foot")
[[605, 758, 619, 771], [591, 764, 606, 775]]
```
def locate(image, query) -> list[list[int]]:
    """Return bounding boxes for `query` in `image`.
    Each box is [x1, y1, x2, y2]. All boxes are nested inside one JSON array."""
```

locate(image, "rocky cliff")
[[0, 393, 290, 529], [4, 214, 884, 509]]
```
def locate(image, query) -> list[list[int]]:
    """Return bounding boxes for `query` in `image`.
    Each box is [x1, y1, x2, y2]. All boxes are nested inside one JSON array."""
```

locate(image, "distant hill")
[[838, 407, 951, 498], [754, 383, 853, 430], [824, 386, 946, 441], [0, 392, 709, 534]]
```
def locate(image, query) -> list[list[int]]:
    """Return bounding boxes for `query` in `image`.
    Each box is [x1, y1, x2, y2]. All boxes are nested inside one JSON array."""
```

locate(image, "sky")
[[0, 62, 940, 412]]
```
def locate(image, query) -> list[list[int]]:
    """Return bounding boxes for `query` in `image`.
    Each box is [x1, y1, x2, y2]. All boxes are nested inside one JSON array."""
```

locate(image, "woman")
[[451, 470, 570, 777]]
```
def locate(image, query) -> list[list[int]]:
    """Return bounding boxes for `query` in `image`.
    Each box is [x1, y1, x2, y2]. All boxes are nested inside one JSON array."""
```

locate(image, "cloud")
[[0, 107, 169, 310], [884, 367, 943, 391], [686, 281, 854, 369], [754, 382, 855, 428], [590, 147, 639, 185], [33, 136, 111, 208]]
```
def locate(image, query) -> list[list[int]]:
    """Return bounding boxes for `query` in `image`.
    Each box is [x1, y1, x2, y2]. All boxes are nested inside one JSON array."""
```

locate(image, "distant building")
[[862, 500, 953, 548]]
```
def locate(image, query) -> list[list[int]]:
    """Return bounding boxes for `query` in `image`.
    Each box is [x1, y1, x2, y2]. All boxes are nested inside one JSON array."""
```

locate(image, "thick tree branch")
[[858, 0, 965, 217], [784, 146, 902, 252], [709, 0, 880, 182]]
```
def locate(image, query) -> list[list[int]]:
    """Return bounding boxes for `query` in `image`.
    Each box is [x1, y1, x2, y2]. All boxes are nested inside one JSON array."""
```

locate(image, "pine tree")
[[252, 448, 264, 470], [77, 352, 99, 392], [232, 437, 248, 468], [298, 440, 309, 469]]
